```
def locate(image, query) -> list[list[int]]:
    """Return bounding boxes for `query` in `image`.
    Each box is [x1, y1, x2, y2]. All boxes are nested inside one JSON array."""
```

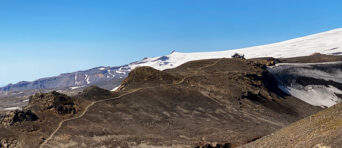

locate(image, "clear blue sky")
[[1, 0, 342, 86]]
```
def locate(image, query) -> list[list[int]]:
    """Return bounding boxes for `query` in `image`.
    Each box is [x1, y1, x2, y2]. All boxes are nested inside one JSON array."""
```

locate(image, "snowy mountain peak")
[[128, 28, 342, 71]]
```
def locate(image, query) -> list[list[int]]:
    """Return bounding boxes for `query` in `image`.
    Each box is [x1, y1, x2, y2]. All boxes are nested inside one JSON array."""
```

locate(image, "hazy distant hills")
[[0, 66, 129, 92]]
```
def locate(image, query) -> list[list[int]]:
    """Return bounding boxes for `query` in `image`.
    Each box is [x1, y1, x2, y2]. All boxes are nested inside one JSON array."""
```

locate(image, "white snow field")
[[128, 28, 342, 71], [279, 85, 342, 108]]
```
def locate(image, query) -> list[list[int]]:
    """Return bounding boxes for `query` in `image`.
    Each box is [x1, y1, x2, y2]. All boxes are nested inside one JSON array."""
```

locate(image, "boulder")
[[28, 91, 76, 115]]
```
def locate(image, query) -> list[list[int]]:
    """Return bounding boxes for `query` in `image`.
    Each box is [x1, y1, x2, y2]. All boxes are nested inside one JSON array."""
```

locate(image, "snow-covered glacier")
[[129, 28, 342, 70], [268, 62, 342, 108]]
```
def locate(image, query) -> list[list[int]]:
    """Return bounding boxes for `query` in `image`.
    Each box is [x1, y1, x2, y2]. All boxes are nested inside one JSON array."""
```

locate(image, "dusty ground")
[[240, 102, 342, 148]]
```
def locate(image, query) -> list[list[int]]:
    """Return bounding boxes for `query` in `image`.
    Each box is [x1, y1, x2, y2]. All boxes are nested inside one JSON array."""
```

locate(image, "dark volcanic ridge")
[[0, 58, 322, 148], [1, 54, 342, 113]]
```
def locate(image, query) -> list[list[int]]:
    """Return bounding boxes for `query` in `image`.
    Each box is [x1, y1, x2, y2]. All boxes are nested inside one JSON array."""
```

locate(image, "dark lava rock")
[[77, 85, 113, 100], [0, 138, 19, 148], [119, 66, 181, 90], [28, 91, 76, 115], [0, 110, 38, 126], [196, 143, 232, 148]]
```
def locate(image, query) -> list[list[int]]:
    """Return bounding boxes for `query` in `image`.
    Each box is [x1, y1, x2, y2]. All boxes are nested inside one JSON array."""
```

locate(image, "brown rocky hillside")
[[37, 58, 320, 148]]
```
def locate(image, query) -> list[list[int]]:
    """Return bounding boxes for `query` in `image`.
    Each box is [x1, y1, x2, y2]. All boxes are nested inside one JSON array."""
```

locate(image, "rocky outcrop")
[[251, 57, 279, 66], [28, 91, 76, 115], [196, 143, 233, 148], [0, 138, 19, 148], [0, 110, 38, 126], [77, 86, 113, 100], [119, 66, 181, 90]]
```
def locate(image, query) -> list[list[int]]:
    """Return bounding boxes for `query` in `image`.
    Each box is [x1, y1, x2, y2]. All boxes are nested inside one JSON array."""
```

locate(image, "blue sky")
[[0, 0, 342, 86]]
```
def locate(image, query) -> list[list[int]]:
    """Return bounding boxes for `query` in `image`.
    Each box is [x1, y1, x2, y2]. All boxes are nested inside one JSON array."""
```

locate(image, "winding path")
[[39, 64, 214, 147], [39, 88, 143, 148]]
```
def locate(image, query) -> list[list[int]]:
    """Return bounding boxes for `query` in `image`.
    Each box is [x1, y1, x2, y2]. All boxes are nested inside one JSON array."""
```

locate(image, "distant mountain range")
[[0, 66, 129, 92], [1, 28, 342, 103]]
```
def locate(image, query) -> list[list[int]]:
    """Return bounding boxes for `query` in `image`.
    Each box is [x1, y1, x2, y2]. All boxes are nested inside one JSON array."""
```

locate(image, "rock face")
[[0, 110, 38, 126], [28, 91, 76, 115]]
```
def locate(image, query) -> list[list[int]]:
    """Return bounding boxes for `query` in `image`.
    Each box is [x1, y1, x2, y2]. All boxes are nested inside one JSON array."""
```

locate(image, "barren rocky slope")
[[36, 58, 319, 148], [0, 87, 115, 148], [240, 102, 342, 148], [3, 55, 342, 147]]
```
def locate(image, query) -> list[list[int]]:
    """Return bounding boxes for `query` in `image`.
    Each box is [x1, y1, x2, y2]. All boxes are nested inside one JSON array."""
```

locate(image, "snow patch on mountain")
[[111, 86, 120, 92], [70, 86, 85, 90], [85, 74, 90, 84], [3, 107, 22, 111], [279, 85, 342, 108], [115, 67, 127, 74], [107, 70, 116, 78], [269, 61, 342, 108]]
